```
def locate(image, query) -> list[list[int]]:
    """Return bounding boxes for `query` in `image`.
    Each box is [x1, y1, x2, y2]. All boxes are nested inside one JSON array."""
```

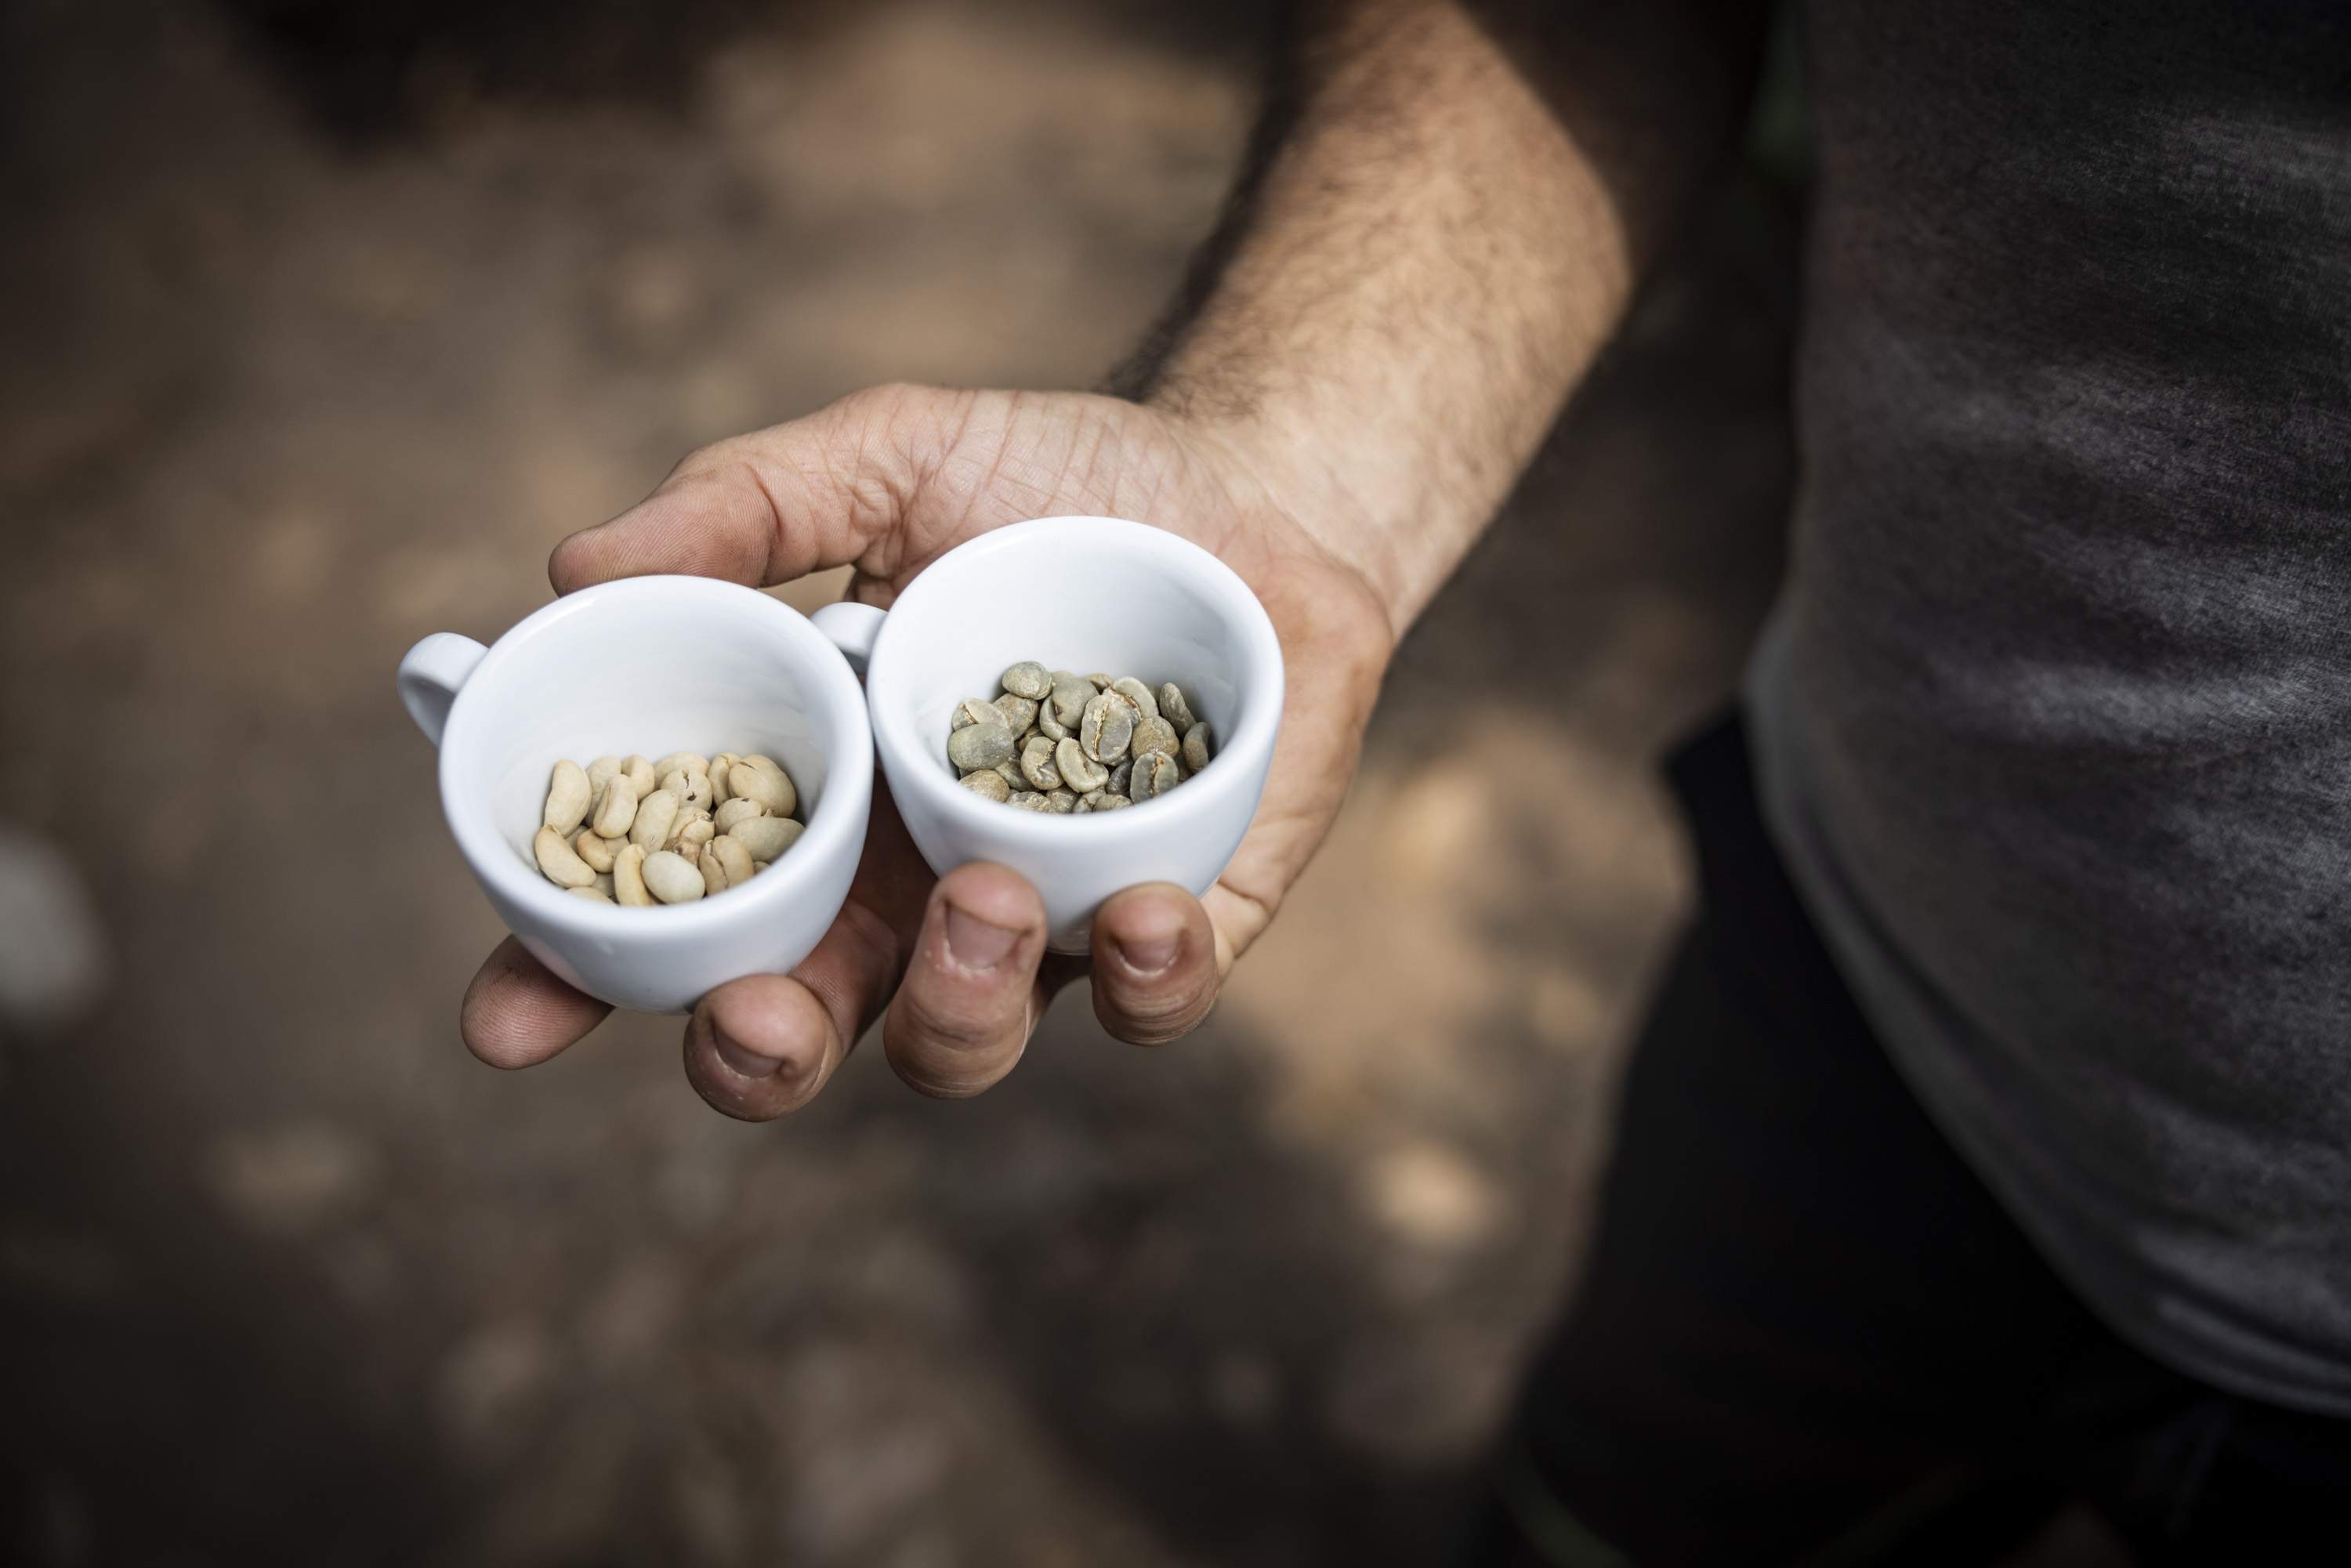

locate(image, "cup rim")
[[437, 575, 873, 938], [864, 516, 1284, 842]]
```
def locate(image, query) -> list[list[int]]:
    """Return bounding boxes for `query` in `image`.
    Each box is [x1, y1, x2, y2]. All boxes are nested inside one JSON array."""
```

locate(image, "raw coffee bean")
[[714, 797, 766, 834], [1183, 722, 1213, 773], [651, 753, 708, 780], [1157, 684, 1197, 734], [1037, 701, 1070, 741], [962, 770, 1012, 802], [629, 789, 680, 852], [544, 761, 591, 835], [951, 697, 1000, 732], [1091, 793, 1132, 811], [726, 815, 803, 862], [743, 754, 787, 779], [701, 851, 731, 897], [991, 760, 1024, 788], [568, 885, 613, 902], [1129, 716, 1179, 762], [1072, 798, 1092, 813], [1110, 678, 1159, 721], [592, 776, 639, 838], [1045, 789, 1078, 813], [994, 694, 1038, 733], [672, 817, 716, 859], [643, 849, 705, 904], [592, 871, 615, 898], [711, 836, 755, 887], [622, 755, 657, 795], [1020, 736, 1063, 791], [534, 825, 596, 888], [573, 830, 618, 874], [1087, 673, 1115, 691], [587, 755, 623, 798], [1106, 759, 1132, 796], [661, 767, 715, 813], [1048, 678, 1094, 728], [613, 844, 654, 905], [1056, 737, 1107, 792], [728, 762, 796, 817], [947, 719, 1016, 772], [1002, 661, 1053, 700], [1006, 790, 1050, 811], [1131, 751, 1182, 802], [1080, 692, 1134, 764]]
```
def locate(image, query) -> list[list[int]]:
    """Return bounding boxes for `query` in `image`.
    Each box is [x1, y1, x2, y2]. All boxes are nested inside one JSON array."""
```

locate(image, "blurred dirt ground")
[[0, 2, 1796, 1563]]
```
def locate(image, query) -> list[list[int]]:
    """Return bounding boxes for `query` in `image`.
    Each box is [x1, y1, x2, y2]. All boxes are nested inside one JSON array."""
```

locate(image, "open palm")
[[460, 384, 1393, 1119]]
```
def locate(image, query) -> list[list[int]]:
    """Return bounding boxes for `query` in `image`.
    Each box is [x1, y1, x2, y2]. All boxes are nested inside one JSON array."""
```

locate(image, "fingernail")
[[944, 904, 1020, 971], [712, 1024, 781, 1080], [1114, 910, 1183, 976]]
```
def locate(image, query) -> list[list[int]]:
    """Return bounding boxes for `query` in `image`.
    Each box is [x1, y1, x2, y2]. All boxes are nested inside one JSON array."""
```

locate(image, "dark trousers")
[[1473, 716, 2351, 1566]]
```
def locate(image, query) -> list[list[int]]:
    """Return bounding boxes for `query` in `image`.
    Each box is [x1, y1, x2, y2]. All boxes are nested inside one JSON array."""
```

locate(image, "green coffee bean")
[[947, 719, 1016, 772], [996, 695, 1039, 733], [1182, 722, 1213, 773], [1020, 735, 1063, 791], [962, 769, 1012, 802], [1080, 692, 1134, 764], [1131, 751, 1182, 802], [1129, 715, 1179, 762], [1001, 661, 1052, 700], [1157, 684, 1197, 734], [1056, 737, 1107, 792]]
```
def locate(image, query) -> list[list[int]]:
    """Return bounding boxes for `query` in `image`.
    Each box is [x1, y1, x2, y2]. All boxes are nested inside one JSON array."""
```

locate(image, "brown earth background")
[[0, 2, 1827, 1563]]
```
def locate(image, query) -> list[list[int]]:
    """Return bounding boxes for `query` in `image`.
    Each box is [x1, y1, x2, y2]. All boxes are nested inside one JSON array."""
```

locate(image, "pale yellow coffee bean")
[[744, 754, 785, 778], [651, 752, 708, 780], [711, 836, 755, 886], [1056, 737, 1107, 792], [622, 754, 657, 795], [544, 760, 591, 835], [567, 885, 613, 902], [962, 770, 1012, 802], [629, 788, 680, 852], [613, 844, 653, 905], [714, 797, 766, 834], [534, 824, 596, 888], [1158, 684, 1197, 735], [573, 829, 618, 873], [586, 755, 623, 798], [727, 815, 803, 862], [701, 852, 730, 896], [1183, 722, 1213, 773], [1110, 678, 1159, 722], [677, 815, 715, 848], [661, 767, 715, 813], [643, 849, 705, 904], [708, 757, 736, 807], [592, 775, 638, 838], [592, 871, 615, 898], [728, 762, 795, 817]]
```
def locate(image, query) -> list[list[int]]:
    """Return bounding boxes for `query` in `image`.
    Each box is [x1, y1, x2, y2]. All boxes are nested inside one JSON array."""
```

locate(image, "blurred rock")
[[199, 1121, 382, 1237], [1362, 1139, 1505, 1252], [0, 826, 110, 1039]]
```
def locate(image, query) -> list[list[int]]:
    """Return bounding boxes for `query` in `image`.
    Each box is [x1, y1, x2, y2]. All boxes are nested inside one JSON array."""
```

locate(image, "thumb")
[[549, 382, 966, 593]]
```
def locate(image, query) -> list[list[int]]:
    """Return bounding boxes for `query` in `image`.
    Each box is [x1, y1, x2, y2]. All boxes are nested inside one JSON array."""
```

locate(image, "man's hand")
[[459, 385, 1393, 1117]]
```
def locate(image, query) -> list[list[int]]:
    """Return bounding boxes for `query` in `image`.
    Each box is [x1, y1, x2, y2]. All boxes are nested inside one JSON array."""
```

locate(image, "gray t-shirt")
[[1748, 0, 2351, 1411]]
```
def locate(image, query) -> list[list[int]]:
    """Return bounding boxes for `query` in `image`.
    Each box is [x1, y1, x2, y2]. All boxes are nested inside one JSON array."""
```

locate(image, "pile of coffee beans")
[[947, 664, 1212, 813], [531, 751, 802, 904]]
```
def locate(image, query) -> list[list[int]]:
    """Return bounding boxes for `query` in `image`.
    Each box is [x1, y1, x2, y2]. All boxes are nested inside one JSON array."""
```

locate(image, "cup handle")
[[811, 600, 886, 676], [397, 632, 489, 748]]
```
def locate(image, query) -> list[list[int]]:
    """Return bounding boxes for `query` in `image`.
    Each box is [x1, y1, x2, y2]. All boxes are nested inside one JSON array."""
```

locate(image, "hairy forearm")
[[1119, 0, 1766, 635]]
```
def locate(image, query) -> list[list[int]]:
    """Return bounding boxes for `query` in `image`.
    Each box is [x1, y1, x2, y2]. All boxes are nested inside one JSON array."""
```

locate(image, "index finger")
[[548, 386, 941, 594]]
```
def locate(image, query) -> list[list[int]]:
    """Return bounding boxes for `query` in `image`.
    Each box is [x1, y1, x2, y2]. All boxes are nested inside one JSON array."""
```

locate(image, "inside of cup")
[[869, 526, 1267, 787], [449, 590, 838, 874]]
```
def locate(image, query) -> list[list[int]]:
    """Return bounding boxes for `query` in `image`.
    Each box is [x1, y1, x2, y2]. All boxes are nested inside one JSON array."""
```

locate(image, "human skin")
[[458, 0, 1765, 1119]]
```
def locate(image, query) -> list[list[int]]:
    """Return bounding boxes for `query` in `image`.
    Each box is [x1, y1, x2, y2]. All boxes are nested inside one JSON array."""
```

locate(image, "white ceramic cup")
[[397, 575, 873, 1014], [810, 516, 1285, 953]]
